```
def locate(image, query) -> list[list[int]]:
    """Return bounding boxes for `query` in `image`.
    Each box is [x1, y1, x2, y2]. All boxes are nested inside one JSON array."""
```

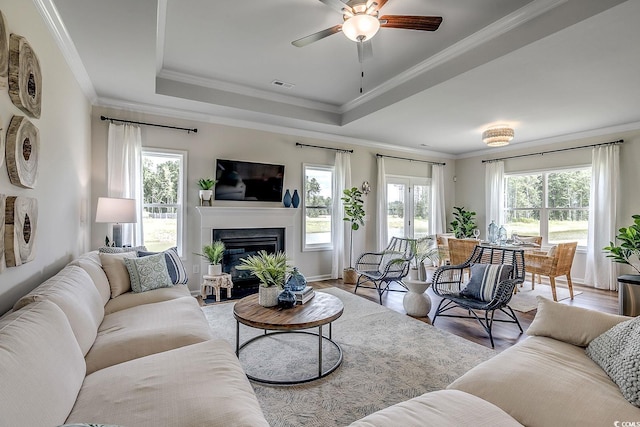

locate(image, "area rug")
[[202, 287, 495, 427], [509, 283, 582, 313]]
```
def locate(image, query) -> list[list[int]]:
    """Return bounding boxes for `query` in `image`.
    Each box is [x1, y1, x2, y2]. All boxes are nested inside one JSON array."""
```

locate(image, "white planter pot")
[[208, 264, 222, 276], [408, 268, 419, 281], [199, 189, 213, 205], [258, 286, 280, 307]]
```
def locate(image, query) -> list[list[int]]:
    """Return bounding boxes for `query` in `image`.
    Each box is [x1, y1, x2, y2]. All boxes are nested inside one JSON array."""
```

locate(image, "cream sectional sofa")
[[0, 251, 269, 427]]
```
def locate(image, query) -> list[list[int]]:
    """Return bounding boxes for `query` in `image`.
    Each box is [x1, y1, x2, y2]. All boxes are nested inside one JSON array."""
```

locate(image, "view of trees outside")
[[504, 168, 590, 245], [305, 167, 332, 245], [142, 154, 180, 252], [387, 182, 430, 239]]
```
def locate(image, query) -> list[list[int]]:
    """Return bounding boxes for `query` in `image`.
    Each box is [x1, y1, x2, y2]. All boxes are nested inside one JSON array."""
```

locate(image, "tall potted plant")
[[449, 206, 477, 238], [604, 215, 640, 274], [236, 250, 290, 307], [342, 187, 365, 284], [195, 240, 225, 276]]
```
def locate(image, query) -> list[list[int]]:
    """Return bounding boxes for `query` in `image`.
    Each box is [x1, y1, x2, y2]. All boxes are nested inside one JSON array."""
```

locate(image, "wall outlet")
[[193, 264, 200, 274]]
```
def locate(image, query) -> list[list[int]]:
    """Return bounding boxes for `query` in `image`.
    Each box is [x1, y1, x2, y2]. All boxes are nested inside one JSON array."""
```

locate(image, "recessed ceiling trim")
[[158, 69, 341, 114], [33, 0, 97, 102], [340, 0, 568, 113]]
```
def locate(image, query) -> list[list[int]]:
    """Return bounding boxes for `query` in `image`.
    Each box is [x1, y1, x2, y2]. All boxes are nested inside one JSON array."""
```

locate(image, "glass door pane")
[[387, 182, 406, 239], [413, 184, 430, 238]]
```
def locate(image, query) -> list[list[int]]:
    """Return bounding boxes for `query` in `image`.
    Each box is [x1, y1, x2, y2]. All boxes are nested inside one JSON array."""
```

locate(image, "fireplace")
[[213, 228, 285, 288]]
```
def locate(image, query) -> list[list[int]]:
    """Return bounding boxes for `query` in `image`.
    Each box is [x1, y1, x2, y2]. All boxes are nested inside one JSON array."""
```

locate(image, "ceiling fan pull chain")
[[360, 64, 364, 94]]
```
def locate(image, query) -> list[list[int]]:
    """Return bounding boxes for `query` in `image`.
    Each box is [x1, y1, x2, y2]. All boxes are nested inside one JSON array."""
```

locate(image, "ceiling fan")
[[292, 0, 443, 63]]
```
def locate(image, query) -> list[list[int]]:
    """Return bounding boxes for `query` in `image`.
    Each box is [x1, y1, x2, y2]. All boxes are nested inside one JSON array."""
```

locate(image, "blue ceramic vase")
[[292, 189, 300, 208], [283, 189, 292, 207], [286, 267, 307, 292]]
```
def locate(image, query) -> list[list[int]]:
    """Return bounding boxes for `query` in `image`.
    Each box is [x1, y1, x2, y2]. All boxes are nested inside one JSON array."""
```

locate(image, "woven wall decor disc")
[[8, 33, 41, 118], [6, 115, 39, 188], [0, 11, 8, 86], [0, 194, 5, 273], [0, 114, 4, 169], [4, 196, 37, 267]]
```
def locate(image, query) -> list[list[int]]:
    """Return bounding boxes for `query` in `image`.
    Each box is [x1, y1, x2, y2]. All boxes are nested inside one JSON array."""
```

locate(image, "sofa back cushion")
[[13, 265, 104, 355], [69, 251, 111, 305], [0, 300, 86, 426], [99, 251, 137, 298]]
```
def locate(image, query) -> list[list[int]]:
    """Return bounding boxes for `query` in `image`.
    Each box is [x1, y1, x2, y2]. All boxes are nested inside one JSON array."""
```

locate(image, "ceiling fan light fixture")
[[482, 126, 514, 147], [342, 14, 380, 42]]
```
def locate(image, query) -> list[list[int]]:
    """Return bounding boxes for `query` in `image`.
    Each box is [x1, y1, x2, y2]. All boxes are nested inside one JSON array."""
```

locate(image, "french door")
[[386, 176, 430, 241]]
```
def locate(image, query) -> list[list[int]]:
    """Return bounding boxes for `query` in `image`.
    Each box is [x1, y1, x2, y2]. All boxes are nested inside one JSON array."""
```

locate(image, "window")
[[141, 149, 187, 255], [303, 164, 334, 250], [504, 167, 590, 246], [386, 176, 430, 240]]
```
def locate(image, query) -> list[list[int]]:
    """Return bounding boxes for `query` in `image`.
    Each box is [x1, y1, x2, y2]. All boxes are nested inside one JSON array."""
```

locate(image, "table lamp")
[[95, 197, 137, 247]]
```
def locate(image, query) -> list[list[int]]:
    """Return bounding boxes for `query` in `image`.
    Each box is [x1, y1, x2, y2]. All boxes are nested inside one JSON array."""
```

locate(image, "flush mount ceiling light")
[[482, 126, 515, 147]]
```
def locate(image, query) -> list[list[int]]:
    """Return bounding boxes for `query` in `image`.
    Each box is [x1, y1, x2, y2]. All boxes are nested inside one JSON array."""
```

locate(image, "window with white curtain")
[[504, 166, 591, 246], [303, 164, 334, 250], [386, 175, 430, 240], [141, 148, 187, 255]]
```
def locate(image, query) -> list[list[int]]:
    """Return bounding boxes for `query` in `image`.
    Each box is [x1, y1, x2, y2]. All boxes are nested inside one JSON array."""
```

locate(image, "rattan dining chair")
[[447, 238, 480, 278], [523, 242, 577, 301]]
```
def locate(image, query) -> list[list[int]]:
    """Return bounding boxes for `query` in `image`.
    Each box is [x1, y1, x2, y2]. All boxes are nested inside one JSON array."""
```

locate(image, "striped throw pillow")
[[460, 263, 513, 302], [137, 247, 188, 285]]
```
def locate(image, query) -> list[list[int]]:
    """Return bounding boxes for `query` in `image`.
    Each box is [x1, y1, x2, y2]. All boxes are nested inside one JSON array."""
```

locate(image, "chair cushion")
[[137, 247, 188, 284], [586, 316, 640, 407], [99, 252, 137, 298], [460, 263, 513, 302], [123, 252, 173, 293], [546, 245, 558, 257]]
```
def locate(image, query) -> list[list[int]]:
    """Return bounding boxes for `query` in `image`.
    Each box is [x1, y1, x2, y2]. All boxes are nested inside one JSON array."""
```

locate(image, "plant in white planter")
[[409, 236, 438, 280], [195, 240, 225, 276], [198, 178, 216, 206], [342, 187, 365, 284], [236, 251, 290, 307]]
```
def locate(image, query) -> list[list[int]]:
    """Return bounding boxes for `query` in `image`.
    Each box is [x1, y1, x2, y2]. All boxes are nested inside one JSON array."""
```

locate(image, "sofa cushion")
[[461, 263, 513, 302], [99, 251, 137, 298], [124, 252, 173, 293], [138, 247, 189, 284], [13, 265, 104, 355], [586, 316, 640, 407], [527, 296, 629, 347], [448, 336, 640, 427], [103, 284, 191, 315], [349, 389, 522, 427], [69, 251, 111, 305], [67, 340, 269, 427], [0, 301, 86, 427], [85, 297, 212, 374]]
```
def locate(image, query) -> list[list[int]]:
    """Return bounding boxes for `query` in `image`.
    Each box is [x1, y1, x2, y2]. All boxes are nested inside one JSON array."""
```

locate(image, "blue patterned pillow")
[[99, 245, 147, 254], [124, 253, 173, 293], [460, 263, 513, 302], [137, 247, 188, 284]]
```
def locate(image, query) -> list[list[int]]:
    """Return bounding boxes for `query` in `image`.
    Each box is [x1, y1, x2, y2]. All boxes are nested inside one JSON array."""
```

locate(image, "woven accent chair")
[[436, 233, 455, 266], [447, 238, 480, 278], [431, 245, 525, 348], [354, 237, 414, 304], [523, 242, 577, 301]]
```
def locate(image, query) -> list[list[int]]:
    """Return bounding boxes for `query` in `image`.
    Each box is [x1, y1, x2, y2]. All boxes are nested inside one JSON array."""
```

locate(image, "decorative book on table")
[[293, 286, 315, 304]]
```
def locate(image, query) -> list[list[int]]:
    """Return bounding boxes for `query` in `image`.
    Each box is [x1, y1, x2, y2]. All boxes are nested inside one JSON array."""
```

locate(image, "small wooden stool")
[[201, 273, 233, 302]]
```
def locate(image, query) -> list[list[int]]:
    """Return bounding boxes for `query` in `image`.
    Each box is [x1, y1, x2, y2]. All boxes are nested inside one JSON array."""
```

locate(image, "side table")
[[201, 273, 233, 302]]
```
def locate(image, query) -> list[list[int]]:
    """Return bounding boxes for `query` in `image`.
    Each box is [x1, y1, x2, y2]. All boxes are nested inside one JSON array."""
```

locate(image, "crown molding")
[[340, 0, 568, 113], [34, 0, 98, 103]]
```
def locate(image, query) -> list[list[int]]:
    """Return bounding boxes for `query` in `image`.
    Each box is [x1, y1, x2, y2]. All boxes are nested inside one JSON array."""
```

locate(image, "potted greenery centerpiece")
[[409, 236, 439, 281], [198, 178, 216, 205], [342, 187, 365, 284], [237, 250, 290, 307], [604, 215, 640, 274], [195, 240, 225, 276], [449, 206, 477, 238]]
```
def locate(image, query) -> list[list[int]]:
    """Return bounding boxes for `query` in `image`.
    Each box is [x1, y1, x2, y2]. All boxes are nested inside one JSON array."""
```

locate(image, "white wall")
[[90, 107, 453, 292], [455, 130, 640, 284], [0, 1, 92, 314]]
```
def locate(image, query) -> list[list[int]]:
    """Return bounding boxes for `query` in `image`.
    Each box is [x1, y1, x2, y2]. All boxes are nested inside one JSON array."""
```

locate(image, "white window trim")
[[141, 147, 188, 257], [386, 174, 430, 239], [303, 163, 334, 252]]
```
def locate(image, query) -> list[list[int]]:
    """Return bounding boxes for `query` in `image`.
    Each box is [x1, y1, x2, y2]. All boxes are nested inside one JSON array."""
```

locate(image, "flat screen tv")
[[215, 159, 285, 202]]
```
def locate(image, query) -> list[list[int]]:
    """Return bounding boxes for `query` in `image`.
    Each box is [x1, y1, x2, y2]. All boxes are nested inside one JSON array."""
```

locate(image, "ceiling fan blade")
[[379, 15, 443, 31], [292, 25, 343, 47], [357, 39, 373, 63], [366, 0, 389, 12], [318, 0, 353, 14]]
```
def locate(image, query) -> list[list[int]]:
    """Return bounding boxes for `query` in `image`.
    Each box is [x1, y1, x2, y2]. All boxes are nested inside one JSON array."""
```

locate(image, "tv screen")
[[215, 159, 285, 202]]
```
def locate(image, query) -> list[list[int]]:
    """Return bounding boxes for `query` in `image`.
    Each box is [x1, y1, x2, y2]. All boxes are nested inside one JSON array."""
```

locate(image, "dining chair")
[[523, 242, 578, 301]]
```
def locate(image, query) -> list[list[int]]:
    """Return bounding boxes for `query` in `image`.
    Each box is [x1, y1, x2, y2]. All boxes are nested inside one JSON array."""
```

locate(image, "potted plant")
[[409, 236, 439, 280], [604, 215, 640, 274], [198, 178, 216, 205], [195, 240, 225, 276], [449, 206, 477, 238], [342, 187, 365, 284], [236, 250, 290, 307]]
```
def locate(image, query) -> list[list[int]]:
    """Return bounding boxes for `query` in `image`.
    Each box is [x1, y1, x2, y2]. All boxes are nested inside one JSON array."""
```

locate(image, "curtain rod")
[[481, 139, 623, 163], [376, 153, 446, 166], [100, 115, 198, 134], [295, 142, 353, 153]]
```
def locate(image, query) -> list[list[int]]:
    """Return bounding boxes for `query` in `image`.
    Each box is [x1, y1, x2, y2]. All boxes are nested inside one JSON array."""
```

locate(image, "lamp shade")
[[95, 197, 137, 224], [342, 14, 380, 42]]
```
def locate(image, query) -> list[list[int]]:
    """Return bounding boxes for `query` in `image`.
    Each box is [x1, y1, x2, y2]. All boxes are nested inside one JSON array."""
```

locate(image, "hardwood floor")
[[309, 279, 618, 352]]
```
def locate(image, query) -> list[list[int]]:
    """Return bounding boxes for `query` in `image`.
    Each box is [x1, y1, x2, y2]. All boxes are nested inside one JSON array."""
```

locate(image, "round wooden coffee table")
[[233, 292, 344, 385]]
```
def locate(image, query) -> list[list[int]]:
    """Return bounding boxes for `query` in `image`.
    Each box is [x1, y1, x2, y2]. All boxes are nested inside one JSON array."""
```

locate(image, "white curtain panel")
[[375, 156, 388, 251], [331, 152, 351, 278], [485, 161, 505, 233], [107, 123, 143, 246], [429, 164, 446, 235], [585, 144, 619, 290]]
